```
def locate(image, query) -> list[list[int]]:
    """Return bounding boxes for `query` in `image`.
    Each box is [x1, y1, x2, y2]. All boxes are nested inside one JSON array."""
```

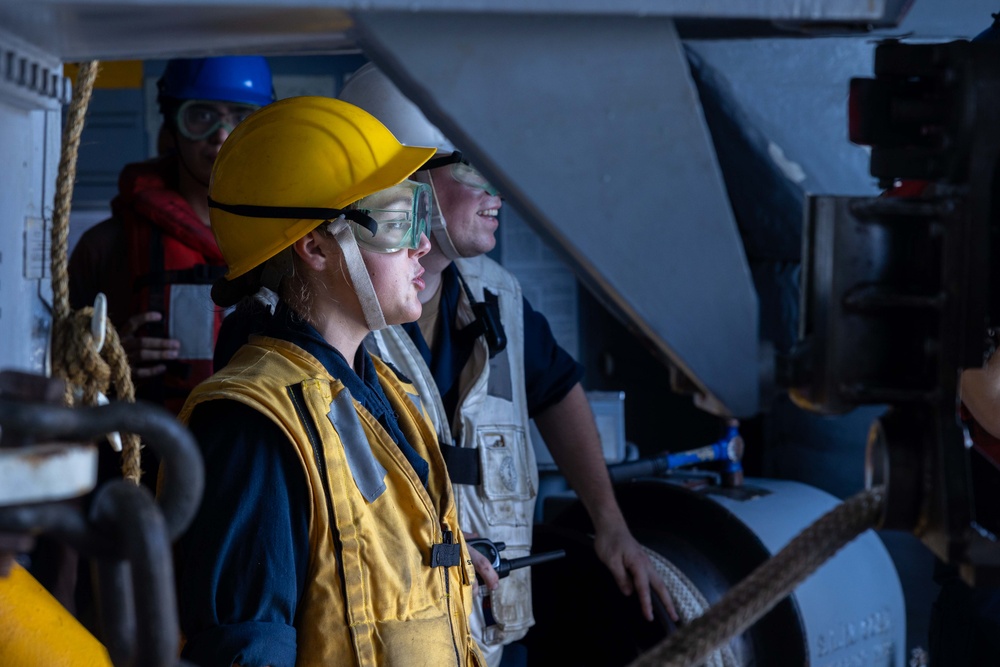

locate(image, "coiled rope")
[[641, 547, 740, 667], [49, 61, 142, 484], [630, 486, 886, 667]]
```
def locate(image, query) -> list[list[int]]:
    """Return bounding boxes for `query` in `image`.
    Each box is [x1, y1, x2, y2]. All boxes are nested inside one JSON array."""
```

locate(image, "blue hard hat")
[[157, 56, 275, 110]]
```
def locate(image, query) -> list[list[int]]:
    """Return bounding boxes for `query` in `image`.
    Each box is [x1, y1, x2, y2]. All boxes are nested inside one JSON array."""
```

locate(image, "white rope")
[[631, 487, 885, 667], [642, 547, 742, 667]]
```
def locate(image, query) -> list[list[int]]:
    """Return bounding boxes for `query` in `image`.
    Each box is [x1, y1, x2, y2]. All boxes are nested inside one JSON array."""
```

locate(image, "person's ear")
[[292, 229, 330, 272]]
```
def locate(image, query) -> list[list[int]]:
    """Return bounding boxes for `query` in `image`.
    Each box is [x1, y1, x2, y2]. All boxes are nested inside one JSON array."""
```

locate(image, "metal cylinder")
[[528, 478, 905, 666]]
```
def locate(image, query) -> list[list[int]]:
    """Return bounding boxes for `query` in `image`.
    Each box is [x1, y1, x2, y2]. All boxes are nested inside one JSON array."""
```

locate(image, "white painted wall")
[[0, 29, 65, 374]]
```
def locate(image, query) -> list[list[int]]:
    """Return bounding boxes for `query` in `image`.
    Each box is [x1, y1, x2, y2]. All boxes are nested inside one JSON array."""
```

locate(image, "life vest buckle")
[[431, 530, 461, 567]]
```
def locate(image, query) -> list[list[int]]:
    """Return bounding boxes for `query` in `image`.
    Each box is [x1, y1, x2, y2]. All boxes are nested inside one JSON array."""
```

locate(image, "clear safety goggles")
[[450, 162, 499, 197], [347, 180, 432, 254], [420, 151, 499, 197], [175, 99, 259, 141]]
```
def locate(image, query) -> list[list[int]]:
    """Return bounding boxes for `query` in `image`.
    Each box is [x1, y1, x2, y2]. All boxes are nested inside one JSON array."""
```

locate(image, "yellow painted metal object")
[[0, 562, 113, 666], [64, 61, 143, 89]]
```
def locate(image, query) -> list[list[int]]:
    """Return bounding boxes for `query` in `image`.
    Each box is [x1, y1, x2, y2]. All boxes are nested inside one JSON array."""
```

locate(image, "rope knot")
[[49, 60, 142, 484], [53, 309, 111, 406]]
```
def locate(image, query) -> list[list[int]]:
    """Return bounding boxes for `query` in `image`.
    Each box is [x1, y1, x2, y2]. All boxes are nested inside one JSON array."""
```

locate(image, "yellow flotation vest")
[[181, 335, 484, 667]]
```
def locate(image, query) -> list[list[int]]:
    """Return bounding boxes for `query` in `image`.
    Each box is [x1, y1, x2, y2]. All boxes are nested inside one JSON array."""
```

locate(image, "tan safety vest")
[[180, 335, 484, 667], [370, 255, 538, 665]]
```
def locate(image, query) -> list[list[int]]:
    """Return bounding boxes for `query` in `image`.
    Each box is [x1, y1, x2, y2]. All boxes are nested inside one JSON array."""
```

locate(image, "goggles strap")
[[422, 171, 462, 261], [207, 197, 376, 235], [328, 217, 387, 331]]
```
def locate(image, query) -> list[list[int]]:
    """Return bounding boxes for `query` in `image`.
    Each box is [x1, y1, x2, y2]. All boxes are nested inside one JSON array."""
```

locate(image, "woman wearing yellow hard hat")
[[170, 96, 485, 667]]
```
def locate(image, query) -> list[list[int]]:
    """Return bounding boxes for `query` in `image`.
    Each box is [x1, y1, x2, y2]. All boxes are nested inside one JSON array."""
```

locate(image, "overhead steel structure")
[[0, 0, 910, 418]]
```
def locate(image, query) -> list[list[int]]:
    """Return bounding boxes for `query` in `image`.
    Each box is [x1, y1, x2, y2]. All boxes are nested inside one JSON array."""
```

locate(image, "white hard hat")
[[339, 63, 456, 155], [340, 63, 464, 260]]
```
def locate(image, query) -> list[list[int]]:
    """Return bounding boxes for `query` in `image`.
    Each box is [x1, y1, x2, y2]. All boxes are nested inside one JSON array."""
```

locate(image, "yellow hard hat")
[[208, 96, 435, 279]]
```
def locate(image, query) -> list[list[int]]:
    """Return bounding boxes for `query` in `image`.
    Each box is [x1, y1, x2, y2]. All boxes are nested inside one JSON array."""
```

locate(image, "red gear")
[[116, 157, 226, 414]]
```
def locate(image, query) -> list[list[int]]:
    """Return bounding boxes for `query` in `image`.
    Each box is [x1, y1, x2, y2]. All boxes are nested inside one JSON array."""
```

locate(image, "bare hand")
[[463, 531, 499, 595], [594, 525, 678, 623], [120, 311, 181, 379]]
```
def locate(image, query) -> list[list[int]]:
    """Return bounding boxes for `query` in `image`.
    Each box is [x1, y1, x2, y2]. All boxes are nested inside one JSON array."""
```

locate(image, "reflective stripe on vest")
[[327, 389, 387, 503]]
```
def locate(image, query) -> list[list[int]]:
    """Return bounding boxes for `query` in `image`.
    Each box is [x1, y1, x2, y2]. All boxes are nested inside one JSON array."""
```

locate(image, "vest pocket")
[[476, 426, 534, 527], [485, 559, 534, 645]]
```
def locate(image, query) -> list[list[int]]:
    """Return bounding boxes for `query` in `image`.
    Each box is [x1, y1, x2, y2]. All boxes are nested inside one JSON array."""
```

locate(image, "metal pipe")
[[0, 398, 203, 539], [0, 502, 110, 556], [90, 480, 180, 667], [91, 557, 136, 667]]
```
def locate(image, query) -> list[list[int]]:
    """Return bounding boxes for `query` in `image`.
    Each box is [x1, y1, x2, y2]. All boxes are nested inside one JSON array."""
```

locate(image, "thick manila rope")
[[629, 486, 886, 667], [641, 547, 740, 667], [49, 61, 143, 485]]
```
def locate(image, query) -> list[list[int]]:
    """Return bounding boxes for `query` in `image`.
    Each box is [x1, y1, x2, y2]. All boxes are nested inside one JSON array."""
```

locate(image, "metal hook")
[[91, 293, 107, 353], [89, 293, 122, 452]]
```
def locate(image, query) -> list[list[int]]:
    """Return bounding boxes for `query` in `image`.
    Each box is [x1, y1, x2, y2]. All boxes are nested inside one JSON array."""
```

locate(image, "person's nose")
[[412, 232, 431, 259], [209, 125, 231, 145]]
